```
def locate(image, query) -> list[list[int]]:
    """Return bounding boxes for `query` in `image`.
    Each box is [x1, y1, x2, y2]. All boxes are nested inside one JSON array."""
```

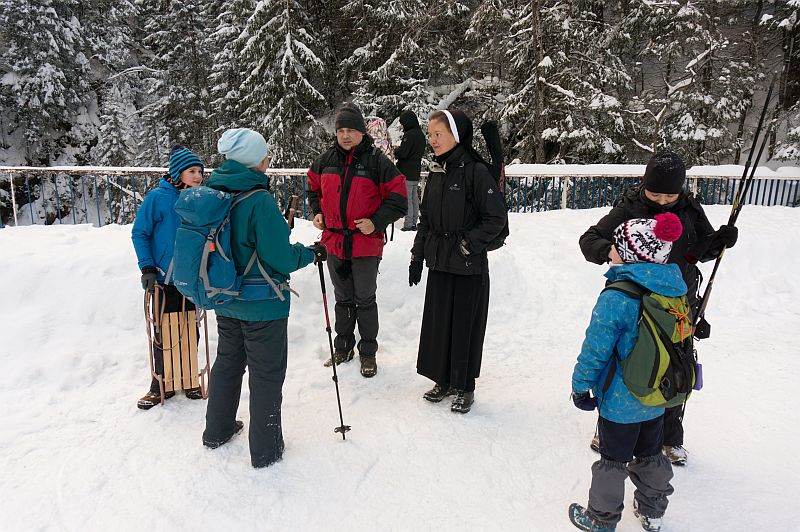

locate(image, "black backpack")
[[478, 121, 509, 251]]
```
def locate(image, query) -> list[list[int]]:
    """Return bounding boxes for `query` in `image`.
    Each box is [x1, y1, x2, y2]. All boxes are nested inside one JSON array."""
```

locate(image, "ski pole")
[[317, 259, 351, 440], [694, 78, 775, 331]]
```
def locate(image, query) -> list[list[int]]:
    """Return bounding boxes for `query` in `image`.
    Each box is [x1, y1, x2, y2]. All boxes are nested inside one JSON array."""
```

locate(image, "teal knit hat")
[[168, 145, 204, 187]]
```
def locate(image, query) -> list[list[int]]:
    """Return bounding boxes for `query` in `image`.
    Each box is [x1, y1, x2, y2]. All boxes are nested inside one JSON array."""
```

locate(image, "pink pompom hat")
[[613, 212, 683, 264]]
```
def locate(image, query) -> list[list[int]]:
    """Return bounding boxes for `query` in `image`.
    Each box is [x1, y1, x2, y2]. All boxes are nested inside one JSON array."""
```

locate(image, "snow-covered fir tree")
[[137, 0, 215, 164], [238, 0, 328, 167], [0, 0, 92, 164]]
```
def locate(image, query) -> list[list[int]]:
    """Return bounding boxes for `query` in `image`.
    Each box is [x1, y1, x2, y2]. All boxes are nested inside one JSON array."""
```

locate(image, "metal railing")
[[1, 166, 798, 228]]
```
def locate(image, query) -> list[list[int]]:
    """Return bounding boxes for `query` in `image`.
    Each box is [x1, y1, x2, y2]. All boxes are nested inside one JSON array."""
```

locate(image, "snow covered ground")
[[1, 206, 798, 531]]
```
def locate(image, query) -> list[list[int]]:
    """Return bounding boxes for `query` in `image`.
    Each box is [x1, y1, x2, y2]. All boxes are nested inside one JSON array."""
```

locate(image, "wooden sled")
[[144, 286, 211, 406]]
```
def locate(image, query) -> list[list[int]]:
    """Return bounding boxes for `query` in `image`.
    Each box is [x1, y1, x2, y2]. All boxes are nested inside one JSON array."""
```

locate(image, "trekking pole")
[[317, 259, 351, 440], [694, 78, 776, 333]]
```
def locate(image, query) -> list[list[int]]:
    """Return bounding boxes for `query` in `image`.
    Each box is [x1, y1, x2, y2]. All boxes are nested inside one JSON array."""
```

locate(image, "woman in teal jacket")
[[201, 128, 320, 469]]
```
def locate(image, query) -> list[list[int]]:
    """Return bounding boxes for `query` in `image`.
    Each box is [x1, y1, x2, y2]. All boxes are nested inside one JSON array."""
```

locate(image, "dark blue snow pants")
[[203, 316, 287, 468]]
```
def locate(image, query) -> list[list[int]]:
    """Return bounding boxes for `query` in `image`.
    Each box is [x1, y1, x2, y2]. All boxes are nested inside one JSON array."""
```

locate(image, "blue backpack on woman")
[[171, 187, 290, 309]]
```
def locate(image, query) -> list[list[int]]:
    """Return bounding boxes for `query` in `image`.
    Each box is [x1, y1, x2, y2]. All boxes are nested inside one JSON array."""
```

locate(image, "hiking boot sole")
[[203, 420, 244, 449]]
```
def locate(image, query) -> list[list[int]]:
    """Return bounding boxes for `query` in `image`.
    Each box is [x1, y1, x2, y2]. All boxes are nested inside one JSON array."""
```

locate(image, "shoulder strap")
[[602, 280, 647, 300]]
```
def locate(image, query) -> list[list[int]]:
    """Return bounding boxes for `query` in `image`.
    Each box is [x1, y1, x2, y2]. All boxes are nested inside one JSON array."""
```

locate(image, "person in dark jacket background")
[[131, 145, 204, 409], [578, 150, 739, 465], [408, 109, 507, 413], [307, 104, 407, 378], [395, 110, 425, 231], [201, 128, 319, 468]]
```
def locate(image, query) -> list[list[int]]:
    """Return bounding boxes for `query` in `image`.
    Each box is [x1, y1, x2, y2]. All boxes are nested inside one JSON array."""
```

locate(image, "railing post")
[[10, 172, 18, 226]]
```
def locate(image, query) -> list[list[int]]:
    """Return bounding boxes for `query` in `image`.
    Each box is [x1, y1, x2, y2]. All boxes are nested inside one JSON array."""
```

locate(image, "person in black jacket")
[[408, 109, 507, 413], [579, 150, 739, 465], [395, 110, 426, 231]]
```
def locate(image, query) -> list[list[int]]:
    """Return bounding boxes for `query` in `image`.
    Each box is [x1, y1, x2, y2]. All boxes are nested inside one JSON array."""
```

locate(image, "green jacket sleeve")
[[251, 195, 315, 276]]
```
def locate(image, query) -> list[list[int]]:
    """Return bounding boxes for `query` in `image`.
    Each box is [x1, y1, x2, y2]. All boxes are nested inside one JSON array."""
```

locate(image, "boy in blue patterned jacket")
[[569, 212, 684, 532], [131, 145, 204, 409]]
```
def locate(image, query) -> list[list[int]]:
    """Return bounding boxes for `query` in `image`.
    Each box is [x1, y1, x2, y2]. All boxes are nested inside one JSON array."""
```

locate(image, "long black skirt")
[[416, 269, 490, 391]]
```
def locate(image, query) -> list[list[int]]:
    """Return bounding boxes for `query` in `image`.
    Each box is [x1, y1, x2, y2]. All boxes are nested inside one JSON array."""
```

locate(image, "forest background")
[[1, 0, 799, 170]]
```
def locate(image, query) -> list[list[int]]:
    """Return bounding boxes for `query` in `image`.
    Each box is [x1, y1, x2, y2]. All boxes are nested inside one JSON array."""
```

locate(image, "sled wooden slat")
[[168, 313, 182, 391], [187, 312, 200, 389], [162, 318, 175, 393]]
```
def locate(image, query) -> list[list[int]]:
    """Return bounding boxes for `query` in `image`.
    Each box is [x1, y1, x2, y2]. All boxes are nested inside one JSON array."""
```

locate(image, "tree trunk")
[[532, 0, 546, 162]]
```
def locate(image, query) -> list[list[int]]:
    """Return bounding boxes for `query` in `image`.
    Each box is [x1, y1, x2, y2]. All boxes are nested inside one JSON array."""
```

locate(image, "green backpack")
[[601, 280, 696, 408]]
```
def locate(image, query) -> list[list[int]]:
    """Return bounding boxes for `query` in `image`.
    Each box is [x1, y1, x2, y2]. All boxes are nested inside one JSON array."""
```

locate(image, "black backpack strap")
[[600, 281, 646, 396], [602, 280, 647, 300]]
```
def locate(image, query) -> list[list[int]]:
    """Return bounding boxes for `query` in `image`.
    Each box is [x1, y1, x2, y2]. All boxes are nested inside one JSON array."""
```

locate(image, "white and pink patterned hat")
[[613, 212, 683, 264]]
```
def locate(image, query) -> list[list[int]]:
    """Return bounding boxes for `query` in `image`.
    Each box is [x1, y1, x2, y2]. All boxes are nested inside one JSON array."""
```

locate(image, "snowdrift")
[[1, 206, 798, 531]]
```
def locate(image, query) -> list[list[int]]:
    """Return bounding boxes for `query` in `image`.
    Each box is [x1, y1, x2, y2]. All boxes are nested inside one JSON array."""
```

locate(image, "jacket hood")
[[604, 262, 687, 297], [399, 110, 419, 131], [206, 159, 268, 193], [158, 177, 179, 194]]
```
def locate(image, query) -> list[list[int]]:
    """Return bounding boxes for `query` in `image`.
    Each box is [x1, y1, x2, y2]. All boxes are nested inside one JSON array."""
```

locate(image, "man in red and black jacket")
[[307, 104, 407, 378]]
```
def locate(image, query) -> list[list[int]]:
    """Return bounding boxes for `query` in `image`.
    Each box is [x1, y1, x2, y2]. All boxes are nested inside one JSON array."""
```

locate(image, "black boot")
[[360, 355, 377, 378], [323, 349, 354, 367], [423, 383, 454, 403], [203, 420, 244, 449], [451, 390, 474, 413]]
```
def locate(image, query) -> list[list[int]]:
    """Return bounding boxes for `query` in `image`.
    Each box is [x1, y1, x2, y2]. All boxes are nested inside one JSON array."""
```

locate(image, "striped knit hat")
[[167, 145, 204, 189]]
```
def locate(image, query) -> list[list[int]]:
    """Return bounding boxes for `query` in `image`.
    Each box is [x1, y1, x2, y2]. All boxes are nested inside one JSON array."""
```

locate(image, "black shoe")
[[185, 387, 203, 400], [360, 355, 377, 378], [203, 420, 244, 449], [590, 432, 600, 453], [451, 390, 475, 413], [423, 383, 454, 403], [137, 389, 175, 410], [323, 349, 354, 367]]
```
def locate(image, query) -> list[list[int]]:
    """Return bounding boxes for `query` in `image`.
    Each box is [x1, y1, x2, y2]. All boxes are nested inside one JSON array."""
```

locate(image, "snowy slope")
[[1, 206, 798, 531]]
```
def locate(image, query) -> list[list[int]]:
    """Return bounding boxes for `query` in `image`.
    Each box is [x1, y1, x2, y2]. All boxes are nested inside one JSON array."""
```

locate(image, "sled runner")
[[144, 285, 211, 405]]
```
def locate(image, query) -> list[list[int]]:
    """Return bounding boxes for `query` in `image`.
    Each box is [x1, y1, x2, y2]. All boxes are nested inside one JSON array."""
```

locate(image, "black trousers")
[[326, 255, 380, 357], [663, 405, 684, 447], [416, 270, 490, 392], [203, 316, 288, 468], [150, 284, 195, 391]]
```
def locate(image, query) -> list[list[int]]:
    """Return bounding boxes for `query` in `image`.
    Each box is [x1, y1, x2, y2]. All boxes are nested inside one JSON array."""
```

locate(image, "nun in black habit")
[[408, 109, 507, 413]]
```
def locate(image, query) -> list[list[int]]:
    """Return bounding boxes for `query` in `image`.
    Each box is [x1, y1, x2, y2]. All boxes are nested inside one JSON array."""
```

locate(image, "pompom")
[[653, 212, 683, 242]]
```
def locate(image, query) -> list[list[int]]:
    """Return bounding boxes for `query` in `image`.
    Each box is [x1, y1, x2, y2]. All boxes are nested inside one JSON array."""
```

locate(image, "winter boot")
[[423, 383, 455, 403], [323, 349, 354, 367], [360, 355, 377, 378], [185, 387, 203, 400], [451, 390, 475, 413], [663, 445, 688, 466], [203, 420, 244, 449], [137, 387, 175, 410], [568, 503, 615, 532], [633, 500, 663, 532], [590, 431, 601, 453]]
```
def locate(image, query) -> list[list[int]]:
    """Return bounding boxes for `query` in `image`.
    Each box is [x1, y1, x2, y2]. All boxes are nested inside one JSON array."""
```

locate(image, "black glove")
[[714, 224, 738, 249], [409, 258, 423, 286], [140, 266, 158, 292], [311, 242, 328, 263], [571, 390, 597, 411]]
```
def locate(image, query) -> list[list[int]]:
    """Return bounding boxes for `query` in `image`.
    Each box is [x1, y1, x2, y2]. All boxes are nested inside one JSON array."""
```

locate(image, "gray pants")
[[326, 255, 380, 357], [588, 456, 674, 528], [203, 316, 287, 468], [403, 181, 419, 229]]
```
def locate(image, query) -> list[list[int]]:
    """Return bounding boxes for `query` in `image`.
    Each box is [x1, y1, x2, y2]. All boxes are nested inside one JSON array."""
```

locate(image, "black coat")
[[412, 146, 507, 275], [579, 185, 721, 300], [394, 111, 425, 182]]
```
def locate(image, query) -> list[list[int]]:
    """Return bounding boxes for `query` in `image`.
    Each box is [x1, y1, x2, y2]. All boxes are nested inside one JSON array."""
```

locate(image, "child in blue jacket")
[[569, 212, 684, 532], [132, 145, 204, 410]]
